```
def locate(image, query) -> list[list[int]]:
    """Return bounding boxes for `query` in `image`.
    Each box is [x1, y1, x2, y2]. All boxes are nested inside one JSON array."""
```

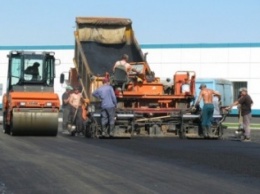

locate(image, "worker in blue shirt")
[[92, 78, 117, 137]]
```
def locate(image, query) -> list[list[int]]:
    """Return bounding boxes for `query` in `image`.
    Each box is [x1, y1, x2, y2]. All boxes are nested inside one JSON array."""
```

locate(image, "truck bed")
[[81, 41, 143, 75]]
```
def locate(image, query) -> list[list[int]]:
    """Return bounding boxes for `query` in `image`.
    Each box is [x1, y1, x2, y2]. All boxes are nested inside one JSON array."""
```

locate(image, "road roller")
[[2, 51, 60, 136]]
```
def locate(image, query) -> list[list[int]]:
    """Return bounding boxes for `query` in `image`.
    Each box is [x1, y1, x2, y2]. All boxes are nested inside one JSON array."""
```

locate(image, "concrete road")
[[0, 127, 260, 194]]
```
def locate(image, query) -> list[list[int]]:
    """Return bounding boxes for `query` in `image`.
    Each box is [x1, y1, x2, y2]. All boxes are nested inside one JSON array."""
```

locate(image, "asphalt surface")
[[0, 124, 260, 194]]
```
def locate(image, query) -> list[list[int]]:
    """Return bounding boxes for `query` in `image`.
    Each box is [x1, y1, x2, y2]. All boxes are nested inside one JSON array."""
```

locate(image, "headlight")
[[20, 102, 26, 106], [46, 102, 52, 107]]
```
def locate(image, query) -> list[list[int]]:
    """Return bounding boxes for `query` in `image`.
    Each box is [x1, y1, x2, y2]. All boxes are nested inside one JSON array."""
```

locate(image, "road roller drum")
[[11, 108, 59, 136]]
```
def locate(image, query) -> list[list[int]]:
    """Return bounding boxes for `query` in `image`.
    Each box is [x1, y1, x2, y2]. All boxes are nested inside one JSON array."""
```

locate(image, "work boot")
[[101, 125, 108, 137], [109, 125, 115, 137], [202, 127, 209, 138]]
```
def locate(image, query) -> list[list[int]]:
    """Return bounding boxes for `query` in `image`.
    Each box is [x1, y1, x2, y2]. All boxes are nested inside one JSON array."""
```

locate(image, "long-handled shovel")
[[68, 106, 79, 135]]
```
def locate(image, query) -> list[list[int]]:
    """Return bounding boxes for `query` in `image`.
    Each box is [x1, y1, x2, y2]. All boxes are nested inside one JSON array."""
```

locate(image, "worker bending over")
[[195, 84, 221, 138]]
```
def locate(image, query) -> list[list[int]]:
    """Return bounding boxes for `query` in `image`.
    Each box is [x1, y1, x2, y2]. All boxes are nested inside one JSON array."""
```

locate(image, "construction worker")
[[113, 54, 139, 74], [62, 85, 73, 131], [226, 88, 253, 142], [69, 86, 83, 135], [92, 78, 117, 137], [195, 84, 221, 138]]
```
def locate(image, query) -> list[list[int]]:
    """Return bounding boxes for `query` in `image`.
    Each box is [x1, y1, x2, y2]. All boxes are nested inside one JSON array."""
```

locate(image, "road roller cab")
[[2, 51, 60, 136]]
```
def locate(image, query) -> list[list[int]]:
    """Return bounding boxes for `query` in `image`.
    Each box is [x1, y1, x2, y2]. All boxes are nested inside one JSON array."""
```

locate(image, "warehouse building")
[[0, 42, 259, 115]]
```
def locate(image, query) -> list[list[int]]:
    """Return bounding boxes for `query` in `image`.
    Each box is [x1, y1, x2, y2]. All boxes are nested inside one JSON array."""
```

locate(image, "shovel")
[[68, 106, 79, 135]]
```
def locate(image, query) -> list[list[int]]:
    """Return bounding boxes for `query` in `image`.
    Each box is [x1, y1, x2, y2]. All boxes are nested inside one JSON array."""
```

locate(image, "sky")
[[1, 0, 260, 46]]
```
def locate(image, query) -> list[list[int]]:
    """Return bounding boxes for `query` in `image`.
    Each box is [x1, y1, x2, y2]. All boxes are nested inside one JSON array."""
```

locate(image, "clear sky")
[[1, 0, 260, 46]]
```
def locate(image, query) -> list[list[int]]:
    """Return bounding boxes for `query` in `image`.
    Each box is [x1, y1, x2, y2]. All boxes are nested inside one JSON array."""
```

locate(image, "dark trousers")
[[70, 106, 84, 132], [62, 106, 70, 129]]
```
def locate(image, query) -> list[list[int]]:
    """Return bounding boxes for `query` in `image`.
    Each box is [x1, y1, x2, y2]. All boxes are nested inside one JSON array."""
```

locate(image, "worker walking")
[[62, 85, 73, 131], [92, 78, 117, 137], [195, 84, 221, 138]]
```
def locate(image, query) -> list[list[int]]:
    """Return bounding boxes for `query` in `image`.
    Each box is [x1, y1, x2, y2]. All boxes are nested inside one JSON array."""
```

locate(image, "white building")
[[0, 43, 259, 115]]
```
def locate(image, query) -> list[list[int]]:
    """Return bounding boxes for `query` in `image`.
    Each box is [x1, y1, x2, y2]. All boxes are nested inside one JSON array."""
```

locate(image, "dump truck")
[[2, 51, 60, 136], [60, 17, 199, 138]]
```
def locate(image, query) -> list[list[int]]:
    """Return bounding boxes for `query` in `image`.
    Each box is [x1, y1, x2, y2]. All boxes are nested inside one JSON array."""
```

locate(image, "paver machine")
[[2, 51, 60, 136], [179, 104, 230, 139], [62, 17, 197, 138]]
